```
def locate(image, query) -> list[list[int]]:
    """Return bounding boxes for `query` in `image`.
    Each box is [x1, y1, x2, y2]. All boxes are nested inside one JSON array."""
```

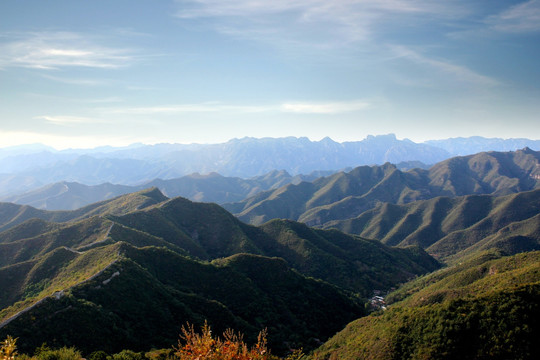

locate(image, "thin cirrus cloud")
[[108, 103, 275, 114], [36, 115, 106, 126], [0, 31, 135, 70], [390, 45, 500, 87], [107, 100, 370, 115], [174, 0, 467, 46], [485, 0, 540, 33], [41, 74, 111, 86], [281, 100, 370, 114]]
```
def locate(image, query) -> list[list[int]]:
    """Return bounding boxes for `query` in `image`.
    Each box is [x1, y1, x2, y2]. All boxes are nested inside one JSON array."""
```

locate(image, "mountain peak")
[[138, 187, 168, 202], [319, 136, 337, 144]]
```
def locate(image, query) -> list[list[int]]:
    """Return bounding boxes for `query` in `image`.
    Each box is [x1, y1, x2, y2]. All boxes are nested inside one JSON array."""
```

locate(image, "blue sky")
[[0, 0, 539, 149]]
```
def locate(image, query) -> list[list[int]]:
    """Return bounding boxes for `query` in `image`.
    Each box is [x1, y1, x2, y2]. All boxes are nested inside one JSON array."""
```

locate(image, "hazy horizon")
[[1, 1, 539, 149], [2, 133, 540, 152]]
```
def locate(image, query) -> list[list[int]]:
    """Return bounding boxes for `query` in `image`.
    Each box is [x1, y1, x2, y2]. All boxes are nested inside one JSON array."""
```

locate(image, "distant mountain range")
[[3, 146, 539, 213], [1, 135, 538, 198], [1, 170, 334, 210], [426, 136, 540, 156]]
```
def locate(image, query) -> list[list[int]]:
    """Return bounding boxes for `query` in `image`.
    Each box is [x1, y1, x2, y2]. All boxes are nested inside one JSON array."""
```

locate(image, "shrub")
[[34, 347, 83, 360], [88, 351, 108, 360], [109, 350, 145, 360]]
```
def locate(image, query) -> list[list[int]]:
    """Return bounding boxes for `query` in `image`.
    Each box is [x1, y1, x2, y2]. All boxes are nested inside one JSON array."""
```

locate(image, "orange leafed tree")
[[173, 322, 304, 360], [174, 322, 271, 360]]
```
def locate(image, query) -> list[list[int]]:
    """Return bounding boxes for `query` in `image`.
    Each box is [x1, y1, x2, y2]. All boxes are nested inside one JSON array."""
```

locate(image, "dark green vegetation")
[[0, 243, 362, 355], [224, 148, 540, 226], [0, 188, 439, 355], [311, 250, 540, 360]]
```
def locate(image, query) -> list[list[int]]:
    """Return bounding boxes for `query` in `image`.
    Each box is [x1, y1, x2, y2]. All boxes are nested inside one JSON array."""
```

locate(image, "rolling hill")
[[0, 187, 168, 232]]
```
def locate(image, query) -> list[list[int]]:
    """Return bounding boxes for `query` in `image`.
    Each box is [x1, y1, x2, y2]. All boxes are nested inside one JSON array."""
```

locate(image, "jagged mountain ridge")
[[0, 135, 453, 194], [224, 148, 540, 227], [325, 189, 540, 261]]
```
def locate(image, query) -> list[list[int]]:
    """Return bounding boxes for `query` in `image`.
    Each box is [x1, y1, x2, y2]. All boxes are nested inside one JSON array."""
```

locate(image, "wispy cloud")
[[0, 31, 136, 70], [390, 45, 499, 86], [36, 115, 106, 126], [176, 0, 457, 19], [485, 0, 540, 33], [107, 99, 370, 115], [281, 100, 370, 114], [108, 103, 274, 114], [174, 0, 467, 47], [41, 74, 110, 86]]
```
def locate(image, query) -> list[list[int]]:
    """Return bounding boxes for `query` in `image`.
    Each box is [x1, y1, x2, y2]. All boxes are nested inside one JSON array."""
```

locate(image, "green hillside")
[[311, 250, 540, 360], [106, 196, 440, 294], [0, 243, 365, 355], [0, 244, 118, 324]]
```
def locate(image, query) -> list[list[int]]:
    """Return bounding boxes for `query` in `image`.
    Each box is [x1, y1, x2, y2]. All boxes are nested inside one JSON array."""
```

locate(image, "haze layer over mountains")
[[1, 135, 539, 204]]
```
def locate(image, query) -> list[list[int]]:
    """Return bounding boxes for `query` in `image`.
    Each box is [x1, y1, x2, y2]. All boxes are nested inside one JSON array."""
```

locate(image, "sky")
[[0, 0, 539, 149]]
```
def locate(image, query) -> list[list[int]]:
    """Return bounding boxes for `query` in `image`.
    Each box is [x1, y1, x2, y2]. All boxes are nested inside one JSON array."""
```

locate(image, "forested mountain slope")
[[0, 189, 440, 354], [0, 243, 364, 355], [311, 250, 540, 360]]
